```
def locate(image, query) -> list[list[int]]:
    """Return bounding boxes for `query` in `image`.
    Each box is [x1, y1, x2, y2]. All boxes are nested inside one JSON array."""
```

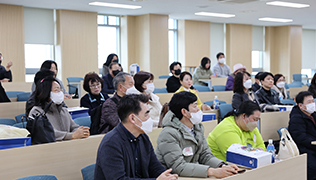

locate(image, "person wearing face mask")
[[29, 76, 90, 141], [192, 57, 216, 86], [225, 63, 246, 91], [288, 91, 316, 180], [81, 72, 109, 115], [166, 62, 195, 93], [232, 71, 260, 110], [212, 52, 231, 78], [271, 74, 289, 100], [102, 53, 119, 76], [101, 62, 122, 94], [251, 72, 263, 92], [255, 72, 282, 105], [134, 71, 162, 127], [156, 91, 240, 178], [95, 94, 179, 180], [0, 52, 13, 82], [99, 72, 134, 134], [207, 101, 266, 161]]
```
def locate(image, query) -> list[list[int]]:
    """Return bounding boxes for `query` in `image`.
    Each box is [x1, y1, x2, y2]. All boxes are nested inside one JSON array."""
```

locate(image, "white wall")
[[302, 29, 316, 69], [210, 23, 224, 68]]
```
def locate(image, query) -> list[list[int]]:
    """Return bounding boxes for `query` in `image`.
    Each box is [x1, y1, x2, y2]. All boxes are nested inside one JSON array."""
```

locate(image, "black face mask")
[[174, 69, 181, 75], [112, 60, 118, 63], [112, 70, 121, 76]]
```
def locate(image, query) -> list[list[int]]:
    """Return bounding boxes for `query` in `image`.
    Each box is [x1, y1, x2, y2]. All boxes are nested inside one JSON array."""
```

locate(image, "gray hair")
[[113, 72, 131, 91]]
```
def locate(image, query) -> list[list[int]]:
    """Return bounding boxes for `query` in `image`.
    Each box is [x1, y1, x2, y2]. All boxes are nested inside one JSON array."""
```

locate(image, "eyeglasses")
[[52, 87, 62, 93], [90, 83, 101, 89]]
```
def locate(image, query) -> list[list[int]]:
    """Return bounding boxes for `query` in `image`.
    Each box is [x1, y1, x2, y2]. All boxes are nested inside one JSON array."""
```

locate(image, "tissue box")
[[226, 144, 272, 169], [202, 113, 217, 122]]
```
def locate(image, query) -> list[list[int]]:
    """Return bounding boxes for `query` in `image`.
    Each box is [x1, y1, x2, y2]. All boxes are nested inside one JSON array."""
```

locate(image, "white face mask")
[[276, 82, 285, 88], [125, 86, 141, 95], [189, 110, 203, 124], [303, 103, 315, 114], [134, 115, 153, 134], [243, 79, 253, 89], [219, 58, 226, 64], [242, 117, 257, 131], [145, 83, 155, 94], [50, 91, 64, 105]]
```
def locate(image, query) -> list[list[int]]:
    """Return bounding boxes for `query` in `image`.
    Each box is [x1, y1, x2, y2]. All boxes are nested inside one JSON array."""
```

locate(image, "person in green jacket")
[[156, 91, 240, 178], [207, 101, 266, 161], [192, 57, 216, 86]]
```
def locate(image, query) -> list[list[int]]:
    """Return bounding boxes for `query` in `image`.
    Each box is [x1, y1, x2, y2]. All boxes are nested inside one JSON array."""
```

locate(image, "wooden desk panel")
[[2, 82, 32, 92], [289, 86, 308, 99], [0, 101, 26, 119], [154, 79, 167, 88], [197, 91, 233, 104], [260, 111, 290, 141]]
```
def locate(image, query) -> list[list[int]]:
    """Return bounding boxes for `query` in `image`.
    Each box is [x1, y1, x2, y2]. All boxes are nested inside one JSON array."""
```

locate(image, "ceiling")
[[1, 0, 316, 29]]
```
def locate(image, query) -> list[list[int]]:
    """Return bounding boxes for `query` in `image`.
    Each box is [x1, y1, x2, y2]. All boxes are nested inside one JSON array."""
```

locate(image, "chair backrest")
[[74, 116, 91, 127], [15, 175, 58, 180], [15, 114, 26, 123], [153, 88, 168, 93], [292, 74, 302, 82], [277, 127, 288, 138], [281, 99, 296, 106], [0, 118, 16, 126], [212, 85, 226, 92], [68, 84, 78, 95], [67, 77, 84, 83], [81, 163, 96, 180], [287, 82, 303, 88], [204, 100, 227, 107], [5, 91, 25, 98], [13, 122, 27, 128], [218, 104, 233, 120], [17, 92, 31, 102], [193, 85, 210, 92], [158, 75, 170, 79]]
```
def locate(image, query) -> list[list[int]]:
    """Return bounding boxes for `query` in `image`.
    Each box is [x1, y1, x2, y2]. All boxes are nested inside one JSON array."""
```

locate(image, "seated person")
[[29, 76, 90, 140], [192, 57, 215, 86], [232, 71, 260, 110], [134, 71, 162, 127], [99, 72, 134, 134], [95, 94, 178, 180], [156, 91, 239, 178], [102, 53, 119, 76], [225, 63, 246, 91], [175, 71, 211, 111], [308, 73, 316, 98], [288, 91, 316, 180], [0, 82, 10, 102], [212, 52, 231, 77], [255, 72, 282, 105], [207, 101, 266, 161], [80, 72, 109, 115], [271, 74, 289, 100], [102, 62, 122, 94], [252, 72, 263, 92], [0, 52, 13, 82]]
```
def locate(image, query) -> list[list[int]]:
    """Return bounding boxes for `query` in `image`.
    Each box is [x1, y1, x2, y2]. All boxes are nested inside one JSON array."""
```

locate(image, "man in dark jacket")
[[101, 62, 122, 94], [166, 62, 195, 93], [288, 91, 316, 180], [95, 94, 178, 180]]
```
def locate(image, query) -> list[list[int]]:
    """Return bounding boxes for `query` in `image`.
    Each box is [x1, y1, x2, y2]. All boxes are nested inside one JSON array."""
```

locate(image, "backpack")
[[26, 101, 56, 144], [158, 103, 169, 128]]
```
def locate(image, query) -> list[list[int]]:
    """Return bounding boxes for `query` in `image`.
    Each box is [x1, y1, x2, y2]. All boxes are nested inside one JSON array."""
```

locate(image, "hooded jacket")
[[155, 111, 223, 178]]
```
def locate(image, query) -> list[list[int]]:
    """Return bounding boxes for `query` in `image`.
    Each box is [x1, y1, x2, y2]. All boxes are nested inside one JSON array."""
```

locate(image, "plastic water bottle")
[[213, 96, 219, 110], [266, 139, 275, 163]]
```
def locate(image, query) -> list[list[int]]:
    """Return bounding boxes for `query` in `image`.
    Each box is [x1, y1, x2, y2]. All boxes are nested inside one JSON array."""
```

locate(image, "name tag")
[[182, 147, 193, 156]]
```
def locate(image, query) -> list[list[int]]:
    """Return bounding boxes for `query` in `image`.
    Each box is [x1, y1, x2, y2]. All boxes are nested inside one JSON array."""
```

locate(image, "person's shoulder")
[[28, 106, 43, 117], [80, 93, 89, 102]]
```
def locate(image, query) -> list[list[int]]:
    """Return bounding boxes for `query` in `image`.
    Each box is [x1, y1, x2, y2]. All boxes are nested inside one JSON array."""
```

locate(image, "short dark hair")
[[216, 52, 224, 59], [109, 62, 119, 69], [134, 71, 154, 93], [259, 72, 274, 81], [117, 94, 149, 123], [169, 62, 182, 72], [224, 101, 261, 119], [179, 71, 192, 81], [169, 91, 197, 120], [34, 69, 55, 86], [104, 53, 118, 67], [255, 72, 263, 80], [201, 57, 211, 70], [40, 60, 58, 72], [34, 76, 59, 109], [233, 71, 251, 93], [311, 73, 316, 86], [295, 91, 313, 105], [274, 74, 284, 85], [83, 72, 104, 93]]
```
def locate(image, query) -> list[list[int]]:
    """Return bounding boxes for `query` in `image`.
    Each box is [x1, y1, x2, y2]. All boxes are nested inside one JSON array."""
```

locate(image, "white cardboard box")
[[226, 144, 272, 169]]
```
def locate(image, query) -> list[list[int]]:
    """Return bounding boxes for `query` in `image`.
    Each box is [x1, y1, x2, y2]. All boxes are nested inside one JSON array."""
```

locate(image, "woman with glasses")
[[29, 76, 90, 140], [80, 72, 109, 115]]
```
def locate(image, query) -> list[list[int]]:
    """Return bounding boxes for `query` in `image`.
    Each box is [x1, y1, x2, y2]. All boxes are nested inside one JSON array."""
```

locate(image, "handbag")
[[26, 101, 56, 144], [278, 128, 299, 160]]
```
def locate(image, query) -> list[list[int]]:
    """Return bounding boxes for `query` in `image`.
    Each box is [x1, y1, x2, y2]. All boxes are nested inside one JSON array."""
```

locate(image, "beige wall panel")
[[121, 15, 136, 72], [263, 27, 274, 72], [135, 14, 150, 71], [289, 26, 302, 76], [0, 4, 25, 82], [226, 24, 252, 71], [56, 10, 98, 85], [178, 20, 186, 67]]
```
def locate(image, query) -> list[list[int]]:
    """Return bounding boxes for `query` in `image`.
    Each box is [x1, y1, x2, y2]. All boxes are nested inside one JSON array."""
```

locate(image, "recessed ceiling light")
[[266, 1, 310, 8], [195, 12, 235, 18], [89, 2, 142, 9], [259, 17, 293, 23]]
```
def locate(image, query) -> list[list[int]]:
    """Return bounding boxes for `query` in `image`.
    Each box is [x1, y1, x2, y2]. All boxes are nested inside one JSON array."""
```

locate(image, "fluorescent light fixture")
[[266, 1, 310, 8], [259, 17, 293, 23], [195, 12, 235, 18], [89, 2, 142, 9]]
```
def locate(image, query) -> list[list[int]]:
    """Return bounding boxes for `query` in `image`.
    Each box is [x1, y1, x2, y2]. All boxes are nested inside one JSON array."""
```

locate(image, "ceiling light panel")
[[195, 12, 235, 18], [266, 1, 310, 8], [89, 2, 142, 9], [259, 17, 293, 22]]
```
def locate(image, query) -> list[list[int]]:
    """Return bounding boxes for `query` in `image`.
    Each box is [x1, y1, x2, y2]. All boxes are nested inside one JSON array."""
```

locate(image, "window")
[[251, 51, 263, 76], [97, 15, 120, 74], [25, 44, 55, 82], [168, 19, 178, 65]]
